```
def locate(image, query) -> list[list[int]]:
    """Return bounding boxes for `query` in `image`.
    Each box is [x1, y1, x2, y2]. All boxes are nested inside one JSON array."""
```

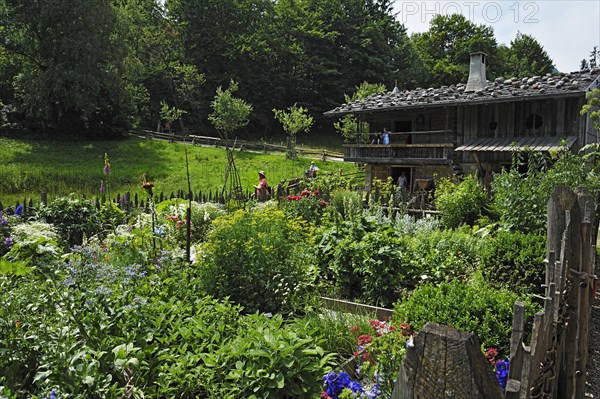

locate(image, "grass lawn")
[[0, 135, 359, 206]]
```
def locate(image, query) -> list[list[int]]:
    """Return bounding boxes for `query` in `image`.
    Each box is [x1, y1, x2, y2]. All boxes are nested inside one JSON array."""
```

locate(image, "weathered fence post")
[[41, 192, 47, 206], [397, 322, 502, 399]]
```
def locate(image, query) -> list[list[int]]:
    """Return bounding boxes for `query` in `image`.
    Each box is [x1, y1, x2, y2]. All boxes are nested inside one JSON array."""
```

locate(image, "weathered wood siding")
[[457, 96, 586, 164]]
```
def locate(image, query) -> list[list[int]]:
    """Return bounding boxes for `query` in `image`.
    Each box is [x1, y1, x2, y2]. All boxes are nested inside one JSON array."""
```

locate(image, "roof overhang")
[[455, 136, 577, 152]]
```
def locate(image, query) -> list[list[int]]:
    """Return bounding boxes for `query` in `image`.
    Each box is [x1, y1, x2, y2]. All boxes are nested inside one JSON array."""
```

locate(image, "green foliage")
[[334, 114, 370, 143], [435, 175, 486, 229], [393, 273, 541, 354], [411, 14, 498, 86], [38, 195, 102, 246], [208, 80, 253, 139], [0, 136, 357, 206], [279, 190, 328, 226], [315, 209, 412, 307], [498, 32, 554, 78], [581, 88, 600, 131], [2, 221, 63, 266], [273, 103, 314, 159], [335, 82, 386, 143], [159, 100, 187, 125], [273, 104, 314, 138], [155, 199, 225, 243], [408, 228, 481, 284], [480, 230, 546, 296], [2, 0, 132, 135], [491, 148, 596, 232], [199, 207, 316, 314], [200, 313, 334, 398]]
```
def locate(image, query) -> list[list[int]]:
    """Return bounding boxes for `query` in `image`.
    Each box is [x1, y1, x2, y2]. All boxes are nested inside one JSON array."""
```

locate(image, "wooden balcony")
[[343, 143, 454, 164]]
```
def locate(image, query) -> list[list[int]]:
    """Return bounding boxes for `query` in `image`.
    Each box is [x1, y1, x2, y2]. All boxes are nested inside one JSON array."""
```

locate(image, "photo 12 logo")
[[398, 1, 540, 24]]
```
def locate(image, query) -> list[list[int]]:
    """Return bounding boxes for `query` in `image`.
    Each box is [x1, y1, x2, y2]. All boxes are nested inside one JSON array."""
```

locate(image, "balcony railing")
[[343, 143, 454, 164]]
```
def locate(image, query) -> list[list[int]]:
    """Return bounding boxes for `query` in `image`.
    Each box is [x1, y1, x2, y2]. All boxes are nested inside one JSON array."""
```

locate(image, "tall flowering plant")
[[100, 153, 111, 200], [279, 189, 328, 226], [485, 346, 510, 390], [322, 320, 414, 399]]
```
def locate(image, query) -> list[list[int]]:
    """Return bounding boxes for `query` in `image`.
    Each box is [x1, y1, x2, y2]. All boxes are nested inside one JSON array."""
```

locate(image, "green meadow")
[[0, 135, 359, 206]]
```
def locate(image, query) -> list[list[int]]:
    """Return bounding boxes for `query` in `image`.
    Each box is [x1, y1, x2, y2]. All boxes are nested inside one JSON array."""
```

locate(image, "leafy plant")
[[200, 313, 334, 398], [435, 174, 486, 229], [37, 195, 102, 246], [199, 207, 316, 314], [393, 272, 541, 354], [480, 230, 546, 295]]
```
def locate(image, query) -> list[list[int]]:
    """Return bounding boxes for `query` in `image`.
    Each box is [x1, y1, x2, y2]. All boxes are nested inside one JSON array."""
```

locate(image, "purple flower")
[[496, 359, 510, 390], [4, 237, 13, 247], [100, 181, 106, 193], [103, 164, 111, 176]]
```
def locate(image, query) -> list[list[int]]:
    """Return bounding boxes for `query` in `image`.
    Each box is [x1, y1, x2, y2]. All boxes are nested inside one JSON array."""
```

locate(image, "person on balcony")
[[382, 127, 391, 145]]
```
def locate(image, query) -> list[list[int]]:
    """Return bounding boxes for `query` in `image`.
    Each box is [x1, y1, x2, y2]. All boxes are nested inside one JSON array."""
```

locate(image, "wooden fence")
[[133, 129, 344, 161], [392, 185, 598, 398], [504, 185, 597, 399]]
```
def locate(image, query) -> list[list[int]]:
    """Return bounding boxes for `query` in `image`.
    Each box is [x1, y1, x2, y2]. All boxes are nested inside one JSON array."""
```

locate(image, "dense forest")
[[0, 0, 557, 138]]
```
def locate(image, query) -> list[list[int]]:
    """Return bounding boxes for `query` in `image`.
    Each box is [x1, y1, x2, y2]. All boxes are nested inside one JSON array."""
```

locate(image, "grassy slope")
[[0, 135, 357, 205]]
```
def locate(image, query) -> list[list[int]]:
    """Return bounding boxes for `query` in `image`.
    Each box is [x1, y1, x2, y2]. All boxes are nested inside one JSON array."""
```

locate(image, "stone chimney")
[[465, 52, 487, 92]]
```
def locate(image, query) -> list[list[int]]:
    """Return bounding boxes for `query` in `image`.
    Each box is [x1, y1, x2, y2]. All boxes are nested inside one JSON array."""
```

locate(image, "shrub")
[[199, 207, 316, 314], [480, 230, 546, 295], [37, 195, 102, 246], [393, 273, 540, 354], [199, 313, 334, 398], [435, 175, 486, 229], [407, 228, 481, 284], [315, 210, 414, 307]]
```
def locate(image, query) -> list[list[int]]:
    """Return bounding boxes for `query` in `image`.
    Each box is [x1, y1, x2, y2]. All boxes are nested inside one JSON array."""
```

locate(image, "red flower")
[[485, 347, 499, 365], [358, 334, 373, 346], [349, 325, 360, 334], [313, 190, 320, 195], [319, 199, 328, 208], [15, 321, 22, 327], [301, 189, 311, 196]]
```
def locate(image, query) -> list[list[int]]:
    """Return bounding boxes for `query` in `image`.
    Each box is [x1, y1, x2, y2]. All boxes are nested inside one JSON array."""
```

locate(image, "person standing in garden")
[[254, 170, 270, 201]]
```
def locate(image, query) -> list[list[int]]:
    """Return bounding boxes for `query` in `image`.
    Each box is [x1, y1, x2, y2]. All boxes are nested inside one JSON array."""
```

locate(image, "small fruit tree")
[[208, 80, 252, 207], [273, 103, 313, 160]]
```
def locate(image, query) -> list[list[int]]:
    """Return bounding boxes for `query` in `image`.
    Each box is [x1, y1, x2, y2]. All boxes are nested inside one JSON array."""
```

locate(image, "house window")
[[525, 114, 543, 129]]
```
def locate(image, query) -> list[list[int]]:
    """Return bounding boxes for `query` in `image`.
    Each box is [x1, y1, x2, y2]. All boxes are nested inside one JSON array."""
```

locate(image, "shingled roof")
[[324, 69, 600, 117]]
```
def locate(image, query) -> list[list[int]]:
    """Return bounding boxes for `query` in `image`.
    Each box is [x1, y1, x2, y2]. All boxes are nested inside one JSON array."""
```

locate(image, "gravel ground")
[[588, 298, 600, 397]]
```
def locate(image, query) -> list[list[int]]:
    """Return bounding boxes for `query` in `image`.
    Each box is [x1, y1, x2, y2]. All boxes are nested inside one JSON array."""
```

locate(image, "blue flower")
[[495, 359, 510, 390], [14, 205, 23, 216]]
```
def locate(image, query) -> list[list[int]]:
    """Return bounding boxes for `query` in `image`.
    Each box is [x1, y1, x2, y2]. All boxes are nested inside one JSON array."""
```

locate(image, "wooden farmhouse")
[[325, 53, 600, 192]]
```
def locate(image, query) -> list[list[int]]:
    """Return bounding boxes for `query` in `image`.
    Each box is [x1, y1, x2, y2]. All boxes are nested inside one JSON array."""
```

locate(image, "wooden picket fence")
[[504, 185, 597, 399], [392, 185, 598, 398], [0, 188, 231, 216]]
